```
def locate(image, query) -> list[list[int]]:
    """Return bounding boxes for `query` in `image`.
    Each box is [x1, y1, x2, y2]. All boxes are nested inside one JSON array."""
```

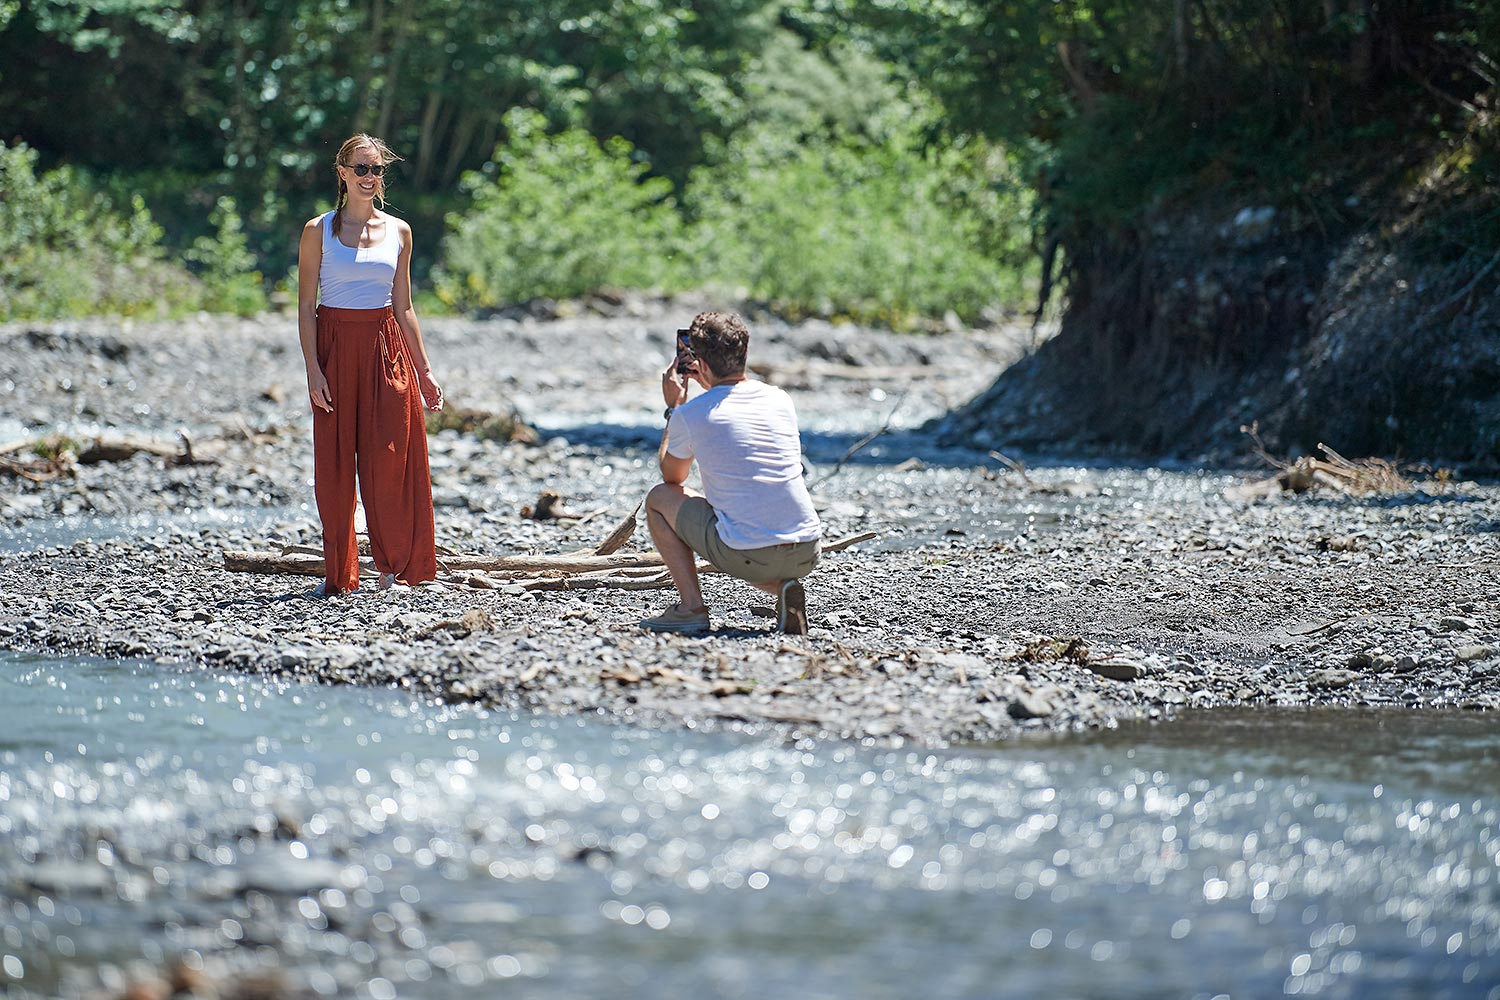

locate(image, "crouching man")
[[639, 311, 822, 635]]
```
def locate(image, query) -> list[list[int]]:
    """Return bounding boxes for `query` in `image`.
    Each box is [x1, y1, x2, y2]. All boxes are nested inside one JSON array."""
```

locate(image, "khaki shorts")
[[675, 497, 820, 584]]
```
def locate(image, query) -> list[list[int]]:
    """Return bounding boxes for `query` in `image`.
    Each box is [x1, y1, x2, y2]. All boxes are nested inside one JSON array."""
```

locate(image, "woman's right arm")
[[297, 217, 333, 412]]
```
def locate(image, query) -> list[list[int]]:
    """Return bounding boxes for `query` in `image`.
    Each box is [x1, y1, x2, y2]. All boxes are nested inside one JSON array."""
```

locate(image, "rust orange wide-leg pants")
[[312, 305, 437, 593]]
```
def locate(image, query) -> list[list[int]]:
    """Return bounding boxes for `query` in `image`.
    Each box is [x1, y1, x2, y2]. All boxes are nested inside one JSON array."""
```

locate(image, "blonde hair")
[[332, 133, 403, 239]]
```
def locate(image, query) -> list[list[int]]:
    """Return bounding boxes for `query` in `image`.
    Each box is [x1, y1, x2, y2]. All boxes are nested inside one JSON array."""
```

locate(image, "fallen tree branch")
[[518, 573, 675, 592], [226, 531, 878, 580], [821, 530, 878, 553], [227, 549, 668, 577], [1414, 248, 1500, 325], [1228, 429, 1412, 499], [0, 456, 67, 482], [748, 361, 941, 382], [593, 503, 641, 555]]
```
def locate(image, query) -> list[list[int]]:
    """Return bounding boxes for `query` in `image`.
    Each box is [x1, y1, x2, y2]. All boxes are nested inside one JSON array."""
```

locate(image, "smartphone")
[[675, 328, 694, 374]]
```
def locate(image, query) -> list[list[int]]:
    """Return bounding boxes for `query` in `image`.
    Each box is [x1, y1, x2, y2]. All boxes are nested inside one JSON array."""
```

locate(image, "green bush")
[[434, 109, 686, 309], [433, 107, 1034, 328], [184, 196, 268, 317], [687, 130, 1034, 326], [0, 142, 200, 320], [0, 143, 267, 320]]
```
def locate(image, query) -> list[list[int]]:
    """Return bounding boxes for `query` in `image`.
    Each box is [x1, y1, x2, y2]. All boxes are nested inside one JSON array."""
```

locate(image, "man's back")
[[667, 381, 821, 549]]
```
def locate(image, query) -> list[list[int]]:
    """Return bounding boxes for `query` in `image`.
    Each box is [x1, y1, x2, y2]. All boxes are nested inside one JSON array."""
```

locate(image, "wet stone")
[[21, 862, 114, 895], [1008, 691, 1054, 719], [1088, 659, 1146, 682], [1310, 669, 1360, 690], [238, 858, 348, 897]]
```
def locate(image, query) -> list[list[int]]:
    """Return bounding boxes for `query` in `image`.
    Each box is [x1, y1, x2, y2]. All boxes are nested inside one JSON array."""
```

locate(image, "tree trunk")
[[441, 111, 478, 188], [351, 0, 385, 132], [415, 87, 444, 186], [375, 1, 414, 139], [1347, 0, 1373, 89], [1173, 0, 1190, 79]]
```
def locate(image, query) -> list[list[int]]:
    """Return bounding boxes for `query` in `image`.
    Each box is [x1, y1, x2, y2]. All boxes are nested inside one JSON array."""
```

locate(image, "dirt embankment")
[[935, 187, 1500, 468]]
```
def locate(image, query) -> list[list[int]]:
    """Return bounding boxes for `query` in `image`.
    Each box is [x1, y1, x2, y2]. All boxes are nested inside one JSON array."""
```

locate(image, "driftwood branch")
[[748, 361, 941, 383], [821, 530, 878, 553], [593, 503, 641, 555], [226, 549, 670, 577], [0, 455, 67, 482], [225, 531, 878, 584], [1227, 431, 1412, 500]]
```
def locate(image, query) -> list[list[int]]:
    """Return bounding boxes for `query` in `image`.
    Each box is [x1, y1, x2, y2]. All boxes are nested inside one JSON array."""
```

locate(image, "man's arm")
[[659, 360, 693, 483], [659, 429, 691, 484]]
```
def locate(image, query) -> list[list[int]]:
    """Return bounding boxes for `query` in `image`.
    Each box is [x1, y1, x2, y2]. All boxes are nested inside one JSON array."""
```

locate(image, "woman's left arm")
[[392, 219, 444, 412]]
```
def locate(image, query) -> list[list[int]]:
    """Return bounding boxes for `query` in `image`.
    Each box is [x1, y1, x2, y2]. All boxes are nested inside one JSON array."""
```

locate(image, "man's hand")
[[661, 360, 689, 409], [307, 367, 333, 413]]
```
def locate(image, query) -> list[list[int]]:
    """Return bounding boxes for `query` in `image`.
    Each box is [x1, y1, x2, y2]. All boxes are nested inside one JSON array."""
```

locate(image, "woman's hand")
[[419, 368, 444, 412], [307, 367, 333, 413]]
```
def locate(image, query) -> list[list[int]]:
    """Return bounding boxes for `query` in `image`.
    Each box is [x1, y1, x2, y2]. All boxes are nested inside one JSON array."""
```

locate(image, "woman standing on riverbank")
[[296, 133, 444, 595]]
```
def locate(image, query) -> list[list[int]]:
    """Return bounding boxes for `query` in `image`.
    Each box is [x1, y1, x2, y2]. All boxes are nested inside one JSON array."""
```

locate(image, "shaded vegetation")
[[0, 143, 264, 319], [0, 2, 1494, 330]]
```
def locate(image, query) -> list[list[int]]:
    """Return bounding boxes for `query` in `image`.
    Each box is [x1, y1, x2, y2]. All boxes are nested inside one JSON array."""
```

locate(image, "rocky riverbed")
[[1, 300, 1497, 744]]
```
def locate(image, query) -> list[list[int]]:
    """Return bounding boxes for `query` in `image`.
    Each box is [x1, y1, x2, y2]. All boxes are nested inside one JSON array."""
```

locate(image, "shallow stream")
[[1, 651, 1496, 999]]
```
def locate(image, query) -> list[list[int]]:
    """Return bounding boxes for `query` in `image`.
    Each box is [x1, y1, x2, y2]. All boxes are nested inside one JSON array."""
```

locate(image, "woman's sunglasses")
[[343, 162, 386, 177]]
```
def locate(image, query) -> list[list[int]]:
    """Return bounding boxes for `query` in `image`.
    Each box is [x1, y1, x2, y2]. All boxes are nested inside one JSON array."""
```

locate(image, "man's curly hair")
[[688, 311, 750, 378]]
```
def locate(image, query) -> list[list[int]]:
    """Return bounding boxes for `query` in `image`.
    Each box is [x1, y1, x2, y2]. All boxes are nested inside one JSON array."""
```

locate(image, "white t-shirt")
[[666, 380, 821, 550]]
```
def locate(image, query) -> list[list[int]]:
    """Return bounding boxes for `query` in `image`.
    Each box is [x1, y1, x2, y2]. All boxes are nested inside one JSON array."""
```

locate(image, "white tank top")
[[319, 210, 400, 309]]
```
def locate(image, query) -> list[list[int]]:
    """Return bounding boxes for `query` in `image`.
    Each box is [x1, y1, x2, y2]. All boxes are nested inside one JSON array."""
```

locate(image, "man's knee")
[[646, 481, 686, 513]]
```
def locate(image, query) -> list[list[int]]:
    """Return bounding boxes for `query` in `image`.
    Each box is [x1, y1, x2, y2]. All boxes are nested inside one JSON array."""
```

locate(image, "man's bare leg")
[[645, 482, 708, 613]]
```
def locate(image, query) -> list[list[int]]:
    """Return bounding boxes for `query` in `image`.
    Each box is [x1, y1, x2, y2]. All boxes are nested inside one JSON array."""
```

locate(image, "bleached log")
[[224, 531, 877, 579], [226, 549, 667, 576]]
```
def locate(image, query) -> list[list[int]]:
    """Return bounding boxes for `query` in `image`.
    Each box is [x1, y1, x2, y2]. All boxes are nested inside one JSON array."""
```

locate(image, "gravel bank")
[[2, 302, 1497, 743]]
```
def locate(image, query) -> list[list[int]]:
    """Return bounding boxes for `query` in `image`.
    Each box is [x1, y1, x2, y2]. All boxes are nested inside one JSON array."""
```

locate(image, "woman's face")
[[338, 144, 385, 202]]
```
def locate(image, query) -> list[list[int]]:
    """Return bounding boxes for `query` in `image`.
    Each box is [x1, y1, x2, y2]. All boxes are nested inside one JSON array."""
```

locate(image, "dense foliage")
[[0, 1, 1493, 323], [0, 143, 264, 319], [434, 108, 1033, 325], [434, 109, 686, 310], [831, 1, 1499, 235]]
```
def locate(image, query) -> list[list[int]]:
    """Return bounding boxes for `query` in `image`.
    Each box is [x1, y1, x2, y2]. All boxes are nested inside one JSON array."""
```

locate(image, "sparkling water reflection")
[[0, 652, 1496, 999]]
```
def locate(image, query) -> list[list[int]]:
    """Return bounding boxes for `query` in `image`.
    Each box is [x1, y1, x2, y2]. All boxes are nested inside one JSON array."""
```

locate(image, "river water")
[[1, 651, 1496, 999]]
